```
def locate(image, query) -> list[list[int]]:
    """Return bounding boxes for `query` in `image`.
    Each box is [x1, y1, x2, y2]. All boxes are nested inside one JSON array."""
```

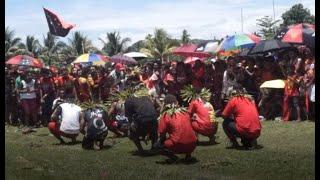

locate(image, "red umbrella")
[[173, 44, 211, 58], [6, 55, 44, 68], [278, 23, 314, 47], [184, 56, 206, 64]]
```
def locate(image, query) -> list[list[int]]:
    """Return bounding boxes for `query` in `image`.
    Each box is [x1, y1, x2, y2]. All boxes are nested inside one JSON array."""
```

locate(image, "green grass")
[[5, 119, 315, 180]]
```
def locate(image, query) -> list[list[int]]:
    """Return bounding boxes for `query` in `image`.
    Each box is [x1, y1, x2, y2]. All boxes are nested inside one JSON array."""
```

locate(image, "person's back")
[[125, 96, 158, 122], [223, 96, 261, 138], [84, 107, 108, 138], [159, 112, 196, 146], [188, 99, 210, 125], [60, 103, 82, 134]]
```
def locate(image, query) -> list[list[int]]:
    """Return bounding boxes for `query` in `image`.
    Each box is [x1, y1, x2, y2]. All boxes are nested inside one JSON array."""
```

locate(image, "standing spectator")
[[57, 68, 76, 101], [88, 67, 101, 103], [282, 70, 301, 121], [109, 63, 126, 91], [74, 68, 91, 103], [17, 71, 39, 127], [39, 68, 56, 126]]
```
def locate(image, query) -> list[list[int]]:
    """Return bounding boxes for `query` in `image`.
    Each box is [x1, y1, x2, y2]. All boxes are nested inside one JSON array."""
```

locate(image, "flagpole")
[[273, 0, 277, 34], [241, 8, 244, 33]]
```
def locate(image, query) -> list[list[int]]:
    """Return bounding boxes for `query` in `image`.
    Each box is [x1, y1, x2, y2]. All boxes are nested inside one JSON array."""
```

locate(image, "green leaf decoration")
[[161, 104, 187, 117], [180, 85, 212, 103]]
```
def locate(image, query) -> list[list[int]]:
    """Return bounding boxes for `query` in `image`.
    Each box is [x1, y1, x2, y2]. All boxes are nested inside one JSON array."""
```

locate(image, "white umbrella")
[[260, 79, 285, 89], [124, 52, 148, 58]]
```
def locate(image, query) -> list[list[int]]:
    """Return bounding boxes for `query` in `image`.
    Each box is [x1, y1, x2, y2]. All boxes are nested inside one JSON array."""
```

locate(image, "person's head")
[[115, 63, 125, 73], [164, 94, 178, 106], [42, 68, 51, 78], [153, 62, 159, 70], [194, 60, 203, 69], [77, 68, 83, 77], [61, 68, 69, 77]]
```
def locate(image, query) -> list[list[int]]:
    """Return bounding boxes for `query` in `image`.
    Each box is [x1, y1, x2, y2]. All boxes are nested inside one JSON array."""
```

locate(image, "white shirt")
[[20, 79, 37, 99], [310, 84, 315, 102], [59, 103, 82, 134]]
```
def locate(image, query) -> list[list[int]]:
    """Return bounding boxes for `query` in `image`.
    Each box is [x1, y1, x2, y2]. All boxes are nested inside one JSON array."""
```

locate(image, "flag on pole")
[[43, 7, 75, 37]]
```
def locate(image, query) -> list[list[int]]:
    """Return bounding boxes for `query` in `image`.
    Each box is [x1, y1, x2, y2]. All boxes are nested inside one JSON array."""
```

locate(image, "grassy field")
[[5, 119, 315, 180]]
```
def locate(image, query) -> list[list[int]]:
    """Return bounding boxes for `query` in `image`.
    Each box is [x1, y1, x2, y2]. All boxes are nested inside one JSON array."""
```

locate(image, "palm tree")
[[39, 32, 67, 65], [181, 29, 191, 44], [22, 35, 42, 58], [99, 31, 131, 56], [140, 28, 178, 63], [67, 31, 96, 56], [5, 27, 25, 60]]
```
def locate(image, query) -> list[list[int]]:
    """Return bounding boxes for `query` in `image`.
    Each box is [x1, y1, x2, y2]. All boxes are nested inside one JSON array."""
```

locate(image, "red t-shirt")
[[39, 77, 55, 95], [222, 97, 261, 139], [188, 99, 214, 136], [158, 112, 197, 146], [57, 75, 75, 95]]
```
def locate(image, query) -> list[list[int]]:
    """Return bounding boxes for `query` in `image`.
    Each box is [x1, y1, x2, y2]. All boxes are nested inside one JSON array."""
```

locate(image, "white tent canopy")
[[124, 52, 148, 58]]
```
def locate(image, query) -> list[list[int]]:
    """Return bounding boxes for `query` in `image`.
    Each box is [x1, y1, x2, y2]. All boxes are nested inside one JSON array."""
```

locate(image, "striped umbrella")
[[216, 34, 261, 52], [73, 53, 109, 66]]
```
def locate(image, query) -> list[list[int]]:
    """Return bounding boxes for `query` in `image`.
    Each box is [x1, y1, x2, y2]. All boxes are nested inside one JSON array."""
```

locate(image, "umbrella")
[[260, 79, 285, 89], [215, 34, 261, 52], [123, 52, 148, 58], [72, 53, 109, 66], [173, 44, 211, 58], [277, 23, 315, 49], [196, 41, 219, 53], [110, 54, 137, 64], [248, 39, 293, 55], [6, 55, 44, 68], [184, 56, 206, 64]]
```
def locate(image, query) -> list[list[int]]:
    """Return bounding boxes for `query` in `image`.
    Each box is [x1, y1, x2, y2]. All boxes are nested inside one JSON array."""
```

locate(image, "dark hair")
[[164, 94, 177, 105]]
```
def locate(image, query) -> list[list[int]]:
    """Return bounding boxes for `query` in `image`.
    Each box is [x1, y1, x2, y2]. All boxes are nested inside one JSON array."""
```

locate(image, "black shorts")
[[82, 131, 108, 149], [129, 118, 158, 141], [289, 96, 300, 108]]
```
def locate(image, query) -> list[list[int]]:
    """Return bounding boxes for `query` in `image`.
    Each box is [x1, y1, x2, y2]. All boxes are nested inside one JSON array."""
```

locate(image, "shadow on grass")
[[226, 144, 264, 151], [197, 141, 220, 146], [52, 141, 82, 146], [130, 150, 160, 157], [156, 157, 199, 165]]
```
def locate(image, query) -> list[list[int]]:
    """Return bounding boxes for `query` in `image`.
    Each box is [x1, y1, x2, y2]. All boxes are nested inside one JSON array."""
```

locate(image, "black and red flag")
[[43, 7, 75, 37]]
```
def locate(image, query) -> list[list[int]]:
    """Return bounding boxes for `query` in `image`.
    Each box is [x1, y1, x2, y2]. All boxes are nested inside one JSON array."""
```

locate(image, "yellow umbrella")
[[260, 79, 285, 89]]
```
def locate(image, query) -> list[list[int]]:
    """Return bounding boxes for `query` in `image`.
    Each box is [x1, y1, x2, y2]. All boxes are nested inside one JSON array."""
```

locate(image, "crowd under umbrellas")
[[4, 23, 315, 163]]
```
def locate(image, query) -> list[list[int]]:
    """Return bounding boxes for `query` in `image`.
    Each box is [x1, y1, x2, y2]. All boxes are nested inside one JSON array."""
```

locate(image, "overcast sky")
[[5, 0, 315, 49]]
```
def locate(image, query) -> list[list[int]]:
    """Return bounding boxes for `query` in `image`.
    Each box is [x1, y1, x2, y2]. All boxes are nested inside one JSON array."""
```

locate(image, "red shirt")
[[188, 99, 213, 135], [57, 75, 75, 95], [39, 77, 55, 95], [158, 112, 197, 145], [222, 96, 261, 139]]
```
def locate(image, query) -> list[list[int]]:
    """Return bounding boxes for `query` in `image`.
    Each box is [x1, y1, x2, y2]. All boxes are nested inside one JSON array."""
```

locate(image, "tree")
[[99, 31, 131, 56], [181, 29, 191, 44], [5, 27, 25, 60], [256, 16, 280, 39], [140, 28, 179, 63], [281, 4, 315, 27], [126, 40, 146, 52], [22, 35, 42, 58], [39, 32, 67, 65], [67, 31, 95, 55]]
